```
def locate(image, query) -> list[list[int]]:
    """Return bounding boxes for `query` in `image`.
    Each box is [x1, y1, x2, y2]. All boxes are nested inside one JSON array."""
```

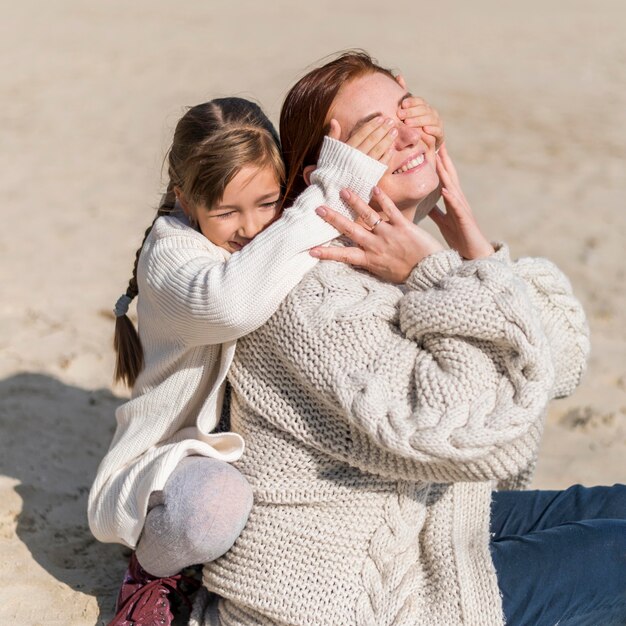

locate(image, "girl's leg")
[[490, 484, 626, 626], [135, 456, 253, 577]]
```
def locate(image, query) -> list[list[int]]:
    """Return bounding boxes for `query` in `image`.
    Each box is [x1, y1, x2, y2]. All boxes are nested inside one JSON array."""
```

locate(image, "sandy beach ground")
[[1, 1, 625, 623]]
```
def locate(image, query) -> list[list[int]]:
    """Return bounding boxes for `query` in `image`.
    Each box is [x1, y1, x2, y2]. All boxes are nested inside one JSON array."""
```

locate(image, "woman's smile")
[[392, 151, 426, 175]]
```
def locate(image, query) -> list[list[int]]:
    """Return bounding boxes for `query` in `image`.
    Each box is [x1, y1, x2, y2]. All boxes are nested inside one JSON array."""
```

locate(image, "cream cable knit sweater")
[[194, 245, 589, 626], [88, 138, 386, 548]]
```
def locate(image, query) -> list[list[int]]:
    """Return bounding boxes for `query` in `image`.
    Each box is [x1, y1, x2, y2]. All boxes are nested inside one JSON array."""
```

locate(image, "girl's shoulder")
[[150, 211, 203, 242], [146, 211, 227, 259]]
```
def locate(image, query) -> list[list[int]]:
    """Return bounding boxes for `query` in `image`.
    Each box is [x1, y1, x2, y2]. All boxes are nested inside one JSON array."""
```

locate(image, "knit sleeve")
[[241, 251, 557, 484], [491, 243, 590, 399], [145, 137, 387, 346]]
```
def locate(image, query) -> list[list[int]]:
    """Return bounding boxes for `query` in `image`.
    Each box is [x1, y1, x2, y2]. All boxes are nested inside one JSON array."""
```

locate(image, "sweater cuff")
[[406, 249, 463, 291], [316, 136, 388, 183], [490, 241, 512, 264], [311, 137, 388, 220]]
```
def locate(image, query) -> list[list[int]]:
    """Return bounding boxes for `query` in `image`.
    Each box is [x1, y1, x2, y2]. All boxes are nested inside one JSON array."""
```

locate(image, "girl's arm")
[[232, 249, 558, 485], [145, 136, 387, 346]]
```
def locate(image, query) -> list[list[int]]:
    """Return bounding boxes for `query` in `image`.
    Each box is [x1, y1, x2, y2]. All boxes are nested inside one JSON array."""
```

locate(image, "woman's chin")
[[383, 180, 441, 222], [381, 166, 440, 218]]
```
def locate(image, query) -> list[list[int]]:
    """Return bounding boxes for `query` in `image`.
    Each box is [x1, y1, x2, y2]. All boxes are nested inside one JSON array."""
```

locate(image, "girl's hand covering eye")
[[429, 143, 494, 260], [328, 117, 397, 165], [310, 186, 443, 283], [397, 96, 444, 150]]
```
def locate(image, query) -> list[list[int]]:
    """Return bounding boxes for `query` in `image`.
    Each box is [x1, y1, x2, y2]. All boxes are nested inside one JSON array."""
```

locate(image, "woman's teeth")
[[393, 154, 425, 174]]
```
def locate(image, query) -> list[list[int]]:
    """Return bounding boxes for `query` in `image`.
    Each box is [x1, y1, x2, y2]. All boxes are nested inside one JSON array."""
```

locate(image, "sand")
[[1, 1, 625, 623]]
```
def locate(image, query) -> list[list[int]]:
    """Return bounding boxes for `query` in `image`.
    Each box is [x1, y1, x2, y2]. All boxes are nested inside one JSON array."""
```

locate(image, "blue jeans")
[[490, 484, 626, 626]]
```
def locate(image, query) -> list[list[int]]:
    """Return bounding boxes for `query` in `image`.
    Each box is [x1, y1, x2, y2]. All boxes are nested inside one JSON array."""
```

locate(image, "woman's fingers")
[[340, 189, 389, 230], [436, 153, 463, 201], [436, 155, 474, 227], [437, 143, 460, 187], [338, 186, 404, 229], [432, 148, 493, 260], [309, 244, 368, 268], [438, 152, 471, 210], [313, 188, 445, 282], [370, 186, 404, 224], [314, 204, 376, 245], [440, 187, 466, 211], [435, 154, 455, 193]]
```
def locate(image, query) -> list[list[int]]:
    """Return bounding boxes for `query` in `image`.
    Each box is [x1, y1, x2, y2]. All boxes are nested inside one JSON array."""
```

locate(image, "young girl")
[[89, 96, 441, 624]]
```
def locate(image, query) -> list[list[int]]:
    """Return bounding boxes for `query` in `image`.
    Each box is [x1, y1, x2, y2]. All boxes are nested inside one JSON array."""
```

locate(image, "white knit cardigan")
[[193, 245, 589, 626], [88, 138, 386, 547]]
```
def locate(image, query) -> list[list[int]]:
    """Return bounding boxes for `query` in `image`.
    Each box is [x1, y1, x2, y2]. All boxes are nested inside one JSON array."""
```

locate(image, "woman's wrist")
[[405, 249, 463, 291], [489, 241, 511, 264]]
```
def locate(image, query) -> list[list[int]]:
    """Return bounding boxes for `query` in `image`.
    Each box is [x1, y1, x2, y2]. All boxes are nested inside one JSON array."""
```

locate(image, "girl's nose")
[[238, 214, 264, 238]]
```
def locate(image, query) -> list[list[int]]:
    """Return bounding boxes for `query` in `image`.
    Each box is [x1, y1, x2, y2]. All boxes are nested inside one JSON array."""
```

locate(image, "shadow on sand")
[[0, 372, 129, 624]]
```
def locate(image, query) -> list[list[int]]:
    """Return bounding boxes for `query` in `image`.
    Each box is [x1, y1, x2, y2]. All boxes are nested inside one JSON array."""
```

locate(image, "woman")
[[194, 52, 626, 626]]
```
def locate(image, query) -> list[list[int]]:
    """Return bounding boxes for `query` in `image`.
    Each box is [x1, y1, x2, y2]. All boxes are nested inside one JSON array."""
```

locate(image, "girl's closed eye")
[[213, 211, 236, 220], [209, 199, 278, 221]]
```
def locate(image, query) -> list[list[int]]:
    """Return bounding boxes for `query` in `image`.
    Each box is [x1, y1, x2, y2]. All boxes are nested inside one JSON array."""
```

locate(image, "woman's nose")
[[393, 121, 422, 150]]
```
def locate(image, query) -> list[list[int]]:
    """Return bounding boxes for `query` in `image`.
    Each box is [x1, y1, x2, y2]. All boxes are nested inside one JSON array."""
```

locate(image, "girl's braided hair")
[[114, 98, 283, 387]]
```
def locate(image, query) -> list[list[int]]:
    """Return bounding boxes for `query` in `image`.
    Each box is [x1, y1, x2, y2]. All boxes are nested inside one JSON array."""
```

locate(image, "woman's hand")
[[394, 75, 444, 150], [328, 116, 396, 165], [310, 187, 444, 283], [429, 143, 494, 260]]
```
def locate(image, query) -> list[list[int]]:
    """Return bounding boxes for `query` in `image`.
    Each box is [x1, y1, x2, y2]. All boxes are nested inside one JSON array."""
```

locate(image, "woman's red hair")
[[279, 50, 395, 207]]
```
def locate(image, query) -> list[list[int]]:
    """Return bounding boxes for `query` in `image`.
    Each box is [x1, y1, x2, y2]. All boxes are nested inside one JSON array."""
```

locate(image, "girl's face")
[[194, 166, 281, 253], [328, 72, 439, 216]]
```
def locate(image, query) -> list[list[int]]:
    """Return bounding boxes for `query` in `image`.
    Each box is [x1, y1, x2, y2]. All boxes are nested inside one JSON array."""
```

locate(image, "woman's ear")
[[328, 118, 342, 140], [303, 165, 316, 187]]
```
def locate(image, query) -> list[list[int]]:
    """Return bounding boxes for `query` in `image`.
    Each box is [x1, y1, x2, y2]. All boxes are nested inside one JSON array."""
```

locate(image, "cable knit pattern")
[[355, 483, 429, 625], [87, 138, 386, 547], [196, 245, 589, 626]]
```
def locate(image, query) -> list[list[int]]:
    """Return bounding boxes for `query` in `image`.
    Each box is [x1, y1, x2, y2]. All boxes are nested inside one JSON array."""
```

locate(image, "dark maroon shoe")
[[108, 552, 201, 626]]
